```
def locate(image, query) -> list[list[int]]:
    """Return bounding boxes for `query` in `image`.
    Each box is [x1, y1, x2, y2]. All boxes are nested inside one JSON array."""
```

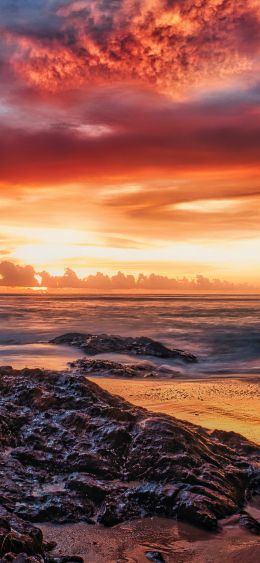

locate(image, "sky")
[[0, 0, 260, 287]]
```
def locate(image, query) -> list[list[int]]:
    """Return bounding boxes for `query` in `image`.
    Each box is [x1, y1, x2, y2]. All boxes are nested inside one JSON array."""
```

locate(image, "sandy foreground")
[[40, 514, 260, 563], [89, 375, 260, 444]]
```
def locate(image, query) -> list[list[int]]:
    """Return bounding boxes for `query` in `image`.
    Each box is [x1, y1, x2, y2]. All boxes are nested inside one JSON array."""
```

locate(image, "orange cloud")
[[0, 260, 38, 287], [0, 261, 251, 290]]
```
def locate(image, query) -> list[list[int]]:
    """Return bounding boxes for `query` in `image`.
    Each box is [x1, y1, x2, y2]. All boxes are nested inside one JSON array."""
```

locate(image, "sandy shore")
[[40, 514, 260, 562], [89, 375, 260, 444]]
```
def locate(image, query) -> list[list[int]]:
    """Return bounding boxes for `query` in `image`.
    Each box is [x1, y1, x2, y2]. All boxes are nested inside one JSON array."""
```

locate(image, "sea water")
[[0, 293, 259, 375]]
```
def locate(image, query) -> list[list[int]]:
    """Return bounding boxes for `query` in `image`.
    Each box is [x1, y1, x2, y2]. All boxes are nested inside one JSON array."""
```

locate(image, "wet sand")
[[0, 343, 85, 370], [89, 376, 260, 444], [40, 515, 260, 562]]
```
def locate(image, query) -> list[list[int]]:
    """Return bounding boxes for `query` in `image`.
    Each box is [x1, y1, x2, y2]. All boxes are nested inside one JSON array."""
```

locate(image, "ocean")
[[0, 293, 260, 375]]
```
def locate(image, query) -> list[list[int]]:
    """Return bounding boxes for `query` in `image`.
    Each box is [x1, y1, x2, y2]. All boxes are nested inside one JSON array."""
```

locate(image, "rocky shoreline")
[[0, 364, 259, 561]]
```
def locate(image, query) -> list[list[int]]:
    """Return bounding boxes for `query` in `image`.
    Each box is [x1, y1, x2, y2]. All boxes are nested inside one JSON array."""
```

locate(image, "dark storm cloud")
[[0, 1, 58, 34]]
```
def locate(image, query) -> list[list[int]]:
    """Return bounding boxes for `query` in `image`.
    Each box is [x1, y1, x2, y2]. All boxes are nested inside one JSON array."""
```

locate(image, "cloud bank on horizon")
[[0, 1, 260, 283], [0, 261, 252, 291]]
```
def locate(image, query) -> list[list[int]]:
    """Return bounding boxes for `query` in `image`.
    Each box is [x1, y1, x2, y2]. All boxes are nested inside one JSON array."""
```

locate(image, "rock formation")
[[0, 365, 259, 560], [51, 333, 197, 362], [68, 358, 181, 378]]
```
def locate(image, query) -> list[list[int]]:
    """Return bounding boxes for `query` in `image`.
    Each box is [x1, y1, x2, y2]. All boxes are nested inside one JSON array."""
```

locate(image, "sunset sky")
[[0, 0, 260, 287]]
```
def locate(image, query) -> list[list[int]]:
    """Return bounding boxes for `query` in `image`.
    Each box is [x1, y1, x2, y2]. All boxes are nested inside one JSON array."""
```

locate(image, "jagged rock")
[[0, 365, 259, 543], [67, 474, 111, 502], [68, 358, 180, 379], [0, 509, 79, 562], [51, 333, 197, 362], [210, 430, 260, 460], [0, 555, 41, 563], [239, 511, 260, 534], [15, 492, 94, 524], [0, 510, 43, 560]]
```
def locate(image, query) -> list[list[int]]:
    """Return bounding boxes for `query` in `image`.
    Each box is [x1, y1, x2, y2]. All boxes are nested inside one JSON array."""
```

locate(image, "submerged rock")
[[51, 333, 197, 362], [0, 365, 259, 560], [68, 358, 180, 379]]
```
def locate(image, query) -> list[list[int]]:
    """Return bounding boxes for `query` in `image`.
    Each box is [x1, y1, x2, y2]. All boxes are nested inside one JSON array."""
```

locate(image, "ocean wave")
[[0, 294, 259, 373]]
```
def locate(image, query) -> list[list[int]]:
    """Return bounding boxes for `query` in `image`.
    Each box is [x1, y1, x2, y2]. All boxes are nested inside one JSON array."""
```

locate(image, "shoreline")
[[40, 514, 260, 563], [89, 375, 260, 444], [1, 289, 260, 295]]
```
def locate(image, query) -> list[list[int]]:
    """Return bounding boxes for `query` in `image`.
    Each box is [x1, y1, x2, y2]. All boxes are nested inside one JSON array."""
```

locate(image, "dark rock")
[[239, 511, 260, 534], [51, 333, 197, 362], [15, 492, 94, 524], [0, 509, 80, 561], [145, 552, 166, 563], [68, 358, 181, 379], [67, 474, 110, 502], [48, 558, 84, 563], [210, 430, 260, 460], [0, 512, 43, 559], [176, 494, 218, 530], [0, 365, 259, 548], [0, 555, 41, 563], [44, 542, 57, 552]]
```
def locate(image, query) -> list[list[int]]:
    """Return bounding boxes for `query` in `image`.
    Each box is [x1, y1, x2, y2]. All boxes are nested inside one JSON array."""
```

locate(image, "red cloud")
[[0, 91, 259, 186], [2, 0, 260, 95]]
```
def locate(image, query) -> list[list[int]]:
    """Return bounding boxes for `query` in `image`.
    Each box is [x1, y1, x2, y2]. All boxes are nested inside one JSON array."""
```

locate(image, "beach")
[[40, 513, 260, 562], [90, 375, 260, 444], [0, 294, 259, 562]]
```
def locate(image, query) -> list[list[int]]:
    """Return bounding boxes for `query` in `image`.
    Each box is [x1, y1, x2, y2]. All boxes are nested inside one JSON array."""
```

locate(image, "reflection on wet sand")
[[40, 515, 260, 563], [0, 343, 84, 370]]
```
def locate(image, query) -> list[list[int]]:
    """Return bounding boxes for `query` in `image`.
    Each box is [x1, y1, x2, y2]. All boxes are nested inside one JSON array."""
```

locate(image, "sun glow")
[[174, 199, 242, 213], [10, 231, 260, 285], [0, 1, 260, 290], [31, 286, 48, 292]]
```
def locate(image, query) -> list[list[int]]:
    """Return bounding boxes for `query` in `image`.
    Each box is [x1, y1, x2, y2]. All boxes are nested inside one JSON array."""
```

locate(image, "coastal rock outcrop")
[[0, 506, 73, 562], [0, 364, 259, 558], [50, 333, 197, 362], [68, 358, 180, 379], [0, 509, 43, 559]]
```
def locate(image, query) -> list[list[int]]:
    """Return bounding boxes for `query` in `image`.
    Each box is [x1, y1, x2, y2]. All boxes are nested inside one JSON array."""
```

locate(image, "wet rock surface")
[[145, 551, 166, 563], [0, 505, 65, 563], [68, 358, 181, 379], [239, 511, 260, 535], [51, 333, 197, 363], [0, 365, 259, 559]]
